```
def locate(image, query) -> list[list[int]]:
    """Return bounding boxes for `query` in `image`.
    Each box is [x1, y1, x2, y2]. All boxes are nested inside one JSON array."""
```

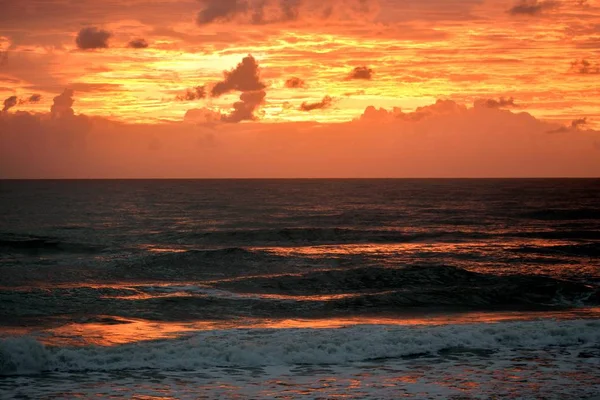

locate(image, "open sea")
[[1, 179, 599, 399]]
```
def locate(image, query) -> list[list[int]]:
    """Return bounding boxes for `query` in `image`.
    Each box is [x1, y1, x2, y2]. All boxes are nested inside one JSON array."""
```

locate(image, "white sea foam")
[[1, 319, 599, 376]]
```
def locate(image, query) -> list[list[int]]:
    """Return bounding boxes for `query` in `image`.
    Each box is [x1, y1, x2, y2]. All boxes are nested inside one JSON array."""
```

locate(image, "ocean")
[[0, 179, 599, 399]]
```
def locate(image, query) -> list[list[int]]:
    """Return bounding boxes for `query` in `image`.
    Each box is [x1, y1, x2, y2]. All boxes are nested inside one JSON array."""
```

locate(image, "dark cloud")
[[570, 59, 600, 74], [508, 0, 557, 16], [347, 66, 374, 80], [474, 97, 516, 108], [0, 50, 7, 66], [128, 38, 149, 49], [197, 0, 248, 24], [176, 86, 207, 101], [281, 0, 302, 21], [28, 94, 42, 103], [571, 117, 587, 129], [300, 95, 333, 111], [222, 90, 266, 122], [76, 27, 112, 50], [285, 77, 306, 89], [211, 55, 266, 97], [18, 94, 42, 105], [51, 89, 75, 118], [196, 0, 378, 25], [2, 96, 18, 113]]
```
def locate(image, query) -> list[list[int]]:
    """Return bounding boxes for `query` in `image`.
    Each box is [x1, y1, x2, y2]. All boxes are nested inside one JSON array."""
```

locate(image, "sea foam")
[[1, 319, 598, 376]]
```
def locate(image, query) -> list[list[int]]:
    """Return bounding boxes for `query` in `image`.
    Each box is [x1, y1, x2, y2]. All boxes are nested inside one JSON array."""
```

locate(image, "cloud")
[[571, 117, 587, 129], [403, 99, 467, 121], [201, 55, 268, 122], [347, 66, 374, 80], [18, 94, 42, 105], [2, 99, 600, 179], [196, 0, 379, 25], [176, 86, 207, 101], [184, 107, 223, 124], [474, 97, 517, 108], [570, 59, 600, 74], [546, 119, 587, 133], [222, 90, 266, 122], [300, 95, 333, 111], [358, 99, 468, 122], [360, 105, 403, 122], [128, 38, 149, 49], [2, 96, 17, 113], [507, 0, 557, 16], [28, 94, 42, 103], [211, 55, 266, 97], [285, 77, 306, 89], [197, 0, 248, 24], [51, 89, 75, 118], [76, 27, 112, 50], [1, 94, 41, 111]]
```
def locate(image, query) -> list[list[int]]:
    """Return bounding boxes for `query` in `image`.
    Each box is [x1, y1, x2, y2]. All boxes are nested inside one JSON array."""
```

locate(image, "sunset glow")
[[1, 0, 600, 177]]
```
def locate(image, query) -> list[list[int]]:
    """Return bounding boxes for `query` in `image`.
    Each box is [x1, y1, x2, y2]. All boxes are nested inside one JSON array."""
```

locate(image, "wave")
[[191, 228, 493, 245], [0, 233, 101, 254], [186, 227, 600, 246], [520, 208, 600, 221], [514, 230, 600, 240], [216, 266, 600, 309], [512, 243, 600, 258], [1, 319, 598, 376]]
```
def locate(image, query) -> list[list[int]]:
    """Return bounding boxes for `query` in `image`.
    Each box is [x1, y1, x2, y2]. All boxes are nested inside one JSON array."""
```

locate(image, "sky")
[[1, 0, 599, 178]]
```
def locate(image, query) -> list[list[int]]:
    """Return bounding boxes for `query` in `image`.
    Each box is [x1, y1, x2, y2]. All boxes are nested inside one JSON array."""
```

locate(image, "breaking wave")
[[1, 319, 599, 376]]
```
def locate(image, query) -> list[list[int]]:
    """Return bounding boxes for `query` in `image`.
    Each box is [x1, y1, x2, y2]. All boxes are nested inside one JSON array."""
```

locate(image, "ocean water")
[[0, 179, 599, 399]]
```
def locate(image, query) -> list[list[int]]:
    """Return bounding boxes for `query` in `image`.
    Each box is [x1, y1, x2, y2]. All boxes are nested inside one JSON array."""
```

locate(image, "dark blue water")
[[1, 179, 599, 399], [1, 179, 599, 323]]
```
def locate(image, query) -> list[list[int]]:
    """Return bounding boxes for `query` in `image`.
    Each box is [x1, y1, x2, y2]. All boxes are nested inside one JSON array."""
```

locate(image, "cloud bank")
[[2, 98, 599, 178]]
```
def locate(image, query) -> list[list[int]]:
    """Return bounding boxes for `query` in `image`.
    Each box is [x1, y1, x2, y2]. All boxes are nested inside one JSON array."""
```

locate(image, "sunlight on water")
[[17, 307, 600, 347]]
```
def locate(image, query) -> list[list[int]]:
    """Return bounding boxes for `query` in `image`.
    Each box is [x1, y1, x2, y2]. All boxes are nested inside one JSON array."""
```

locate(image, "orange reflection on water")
[[43, 317, 205, 346], [28, 307, 600, 347], [251, 291, 396, 301]]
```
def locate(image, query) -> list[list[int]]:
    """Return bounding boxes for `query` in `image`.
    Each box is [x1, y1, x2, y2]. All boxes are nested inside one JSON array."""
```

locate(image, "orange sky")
[[1, 0, 600, 177]]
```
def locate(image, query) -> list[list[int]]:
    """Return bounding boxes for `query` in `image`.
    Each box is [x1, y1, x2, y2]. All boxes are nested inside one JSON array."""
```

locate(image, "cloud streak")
[[300, 95, 333, 111], [474, 97, 517, 108]]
